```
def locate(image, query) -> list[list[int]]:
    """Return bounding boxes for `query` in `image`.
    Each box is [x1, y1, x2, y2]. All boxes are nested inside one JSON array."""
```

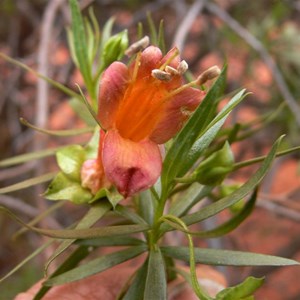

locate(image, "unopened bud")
[[151, 69, 172, 81], [125, 36, 150, 56], [177, 60, 188, 74], [196, 65, 221, 85], [165, 65, 179, 76]]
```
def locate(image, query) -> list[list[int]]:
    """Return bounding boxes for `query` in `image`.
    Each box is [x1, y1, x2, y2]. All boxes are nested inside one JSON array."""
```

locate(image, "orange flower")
[[85, 46, 205, 197]]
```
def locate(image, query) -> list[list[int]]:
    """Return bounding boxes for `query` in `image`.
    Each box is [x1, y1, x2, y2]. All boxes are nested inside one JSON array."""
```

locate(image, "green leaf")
[[138, 190, 155, 225], [20, 118, 93, 137], [182, 136, 283, 226], [33, 246, 91, 300], [44, 172, 92, 204], [99, 17, 115, 54], [144, 248, 167, 300], [56, 145, 85, 181], [0, 172, 56, 194], [147, 12, 158, 45], [0, 206, 150, 239], [69, 0, 92, 88], [77, 236, 145, 247], [157, 20, 166, 54], [179, 88, 246, 179], [161, 66, 227, 198], [161, 246, 299, 266], [44, 245, 147, 286], [0, 147, 63, 167], [169, 183, 212, 217], [184, 188, 257, 238], [122, 259, 149, 300], [216, 276, 264, 300], [115, 204, 148, 225], [44, 201, 111, 275]]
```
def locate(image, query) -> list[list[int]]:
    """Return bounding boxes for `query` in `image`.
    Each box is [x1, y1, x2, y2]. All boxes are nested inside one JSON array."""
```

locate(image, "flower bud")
[[102, 30, 128, 68], [193, 142, 234, 186]]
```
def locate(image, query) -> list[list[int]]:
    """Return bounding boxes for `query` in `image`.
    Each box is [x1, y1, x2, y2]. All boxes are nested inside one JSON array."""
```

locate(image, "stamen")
[[152, 69, 172, 81], [125, 36, 150, 56], [177, 60, 188, 74], [196, 65, 221, 85], [159, 48, 180, 71], [165, 66, 179, 76], [132, 52, 142, 82]]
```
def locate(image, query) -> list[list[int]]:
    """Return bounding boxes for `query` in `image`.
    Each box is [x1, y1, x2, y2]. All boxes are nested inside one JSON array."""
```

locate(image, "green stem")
[[233, 145, 300, 170], [159, 215, 212, 300]]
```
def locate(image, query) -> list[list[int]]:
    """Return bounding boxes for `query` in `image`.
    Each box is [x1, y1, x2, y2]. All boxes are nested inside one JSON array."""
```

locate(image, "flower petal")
[[149, 87, 205, 144], [102, 130, 162, 197], [98, 62, 129, 129], [134, 46, 163, 79]]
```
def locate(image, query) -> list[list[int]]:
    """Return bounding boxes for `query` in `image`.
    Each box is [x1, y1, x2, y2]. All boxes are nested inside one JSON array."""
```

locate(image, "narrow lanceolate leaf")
[[115, 204, 148, 225], [0, 147, 63, 167], [0, 172, 57, 194], [161, 246, 299, 266], [69, 0, 92, 86], [180, 89, 246, 177], [144, 248, 167, 300], [20, 118, 93, 136], [169, 183, 212, 217], [0, 206, 150, 239], [161, 66, 227, 198], [44, 201, 111, 274], [216, 276, 264, 300], [44, 245, 147, 286], [175, 188, 257, 238], [122, 260, 149, 300], [77, 236, 145, 247], [182, 136, 283, 226], [33, 246, 91, 300]]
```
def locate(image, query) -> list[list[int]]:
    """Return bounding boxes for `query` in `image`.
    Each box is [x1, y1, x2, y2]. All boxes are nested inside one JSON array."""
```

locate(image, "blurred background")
[[0, 0, 300, 299]]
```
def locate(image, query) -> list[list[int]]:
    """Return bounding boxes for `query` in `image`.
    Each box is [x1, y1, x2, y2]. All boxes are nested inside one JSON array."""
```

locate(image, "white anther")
[[177, 60, 188, 74], [151, 69, 172, 81], [125, 36, 150, 56], [165, 66, 179, 76]]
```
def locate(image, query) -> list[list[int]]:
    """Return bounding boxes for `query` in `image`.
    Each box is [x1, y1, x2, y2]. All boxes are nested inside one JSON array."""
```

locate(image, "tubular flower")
[[96, 45, 206, 197]]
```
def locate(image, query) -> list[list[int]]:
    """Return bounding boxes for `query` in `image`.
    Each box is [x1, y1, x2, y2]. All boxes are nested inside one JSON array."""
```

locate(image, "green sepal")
[[56, 145, 86, 181], [90, 187, 123, 208], [44, 172, 92, 204]]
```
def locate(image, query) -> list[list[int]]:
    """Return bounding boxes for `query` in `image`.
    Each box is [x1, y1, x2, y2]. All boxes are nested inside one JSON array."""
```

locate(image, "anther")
[[177, 60, 188, 74], [165, 66, 179, 76], [125, 36, 150, 56], [196, 66, 221, 85], [151, 69, 172, 81]]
